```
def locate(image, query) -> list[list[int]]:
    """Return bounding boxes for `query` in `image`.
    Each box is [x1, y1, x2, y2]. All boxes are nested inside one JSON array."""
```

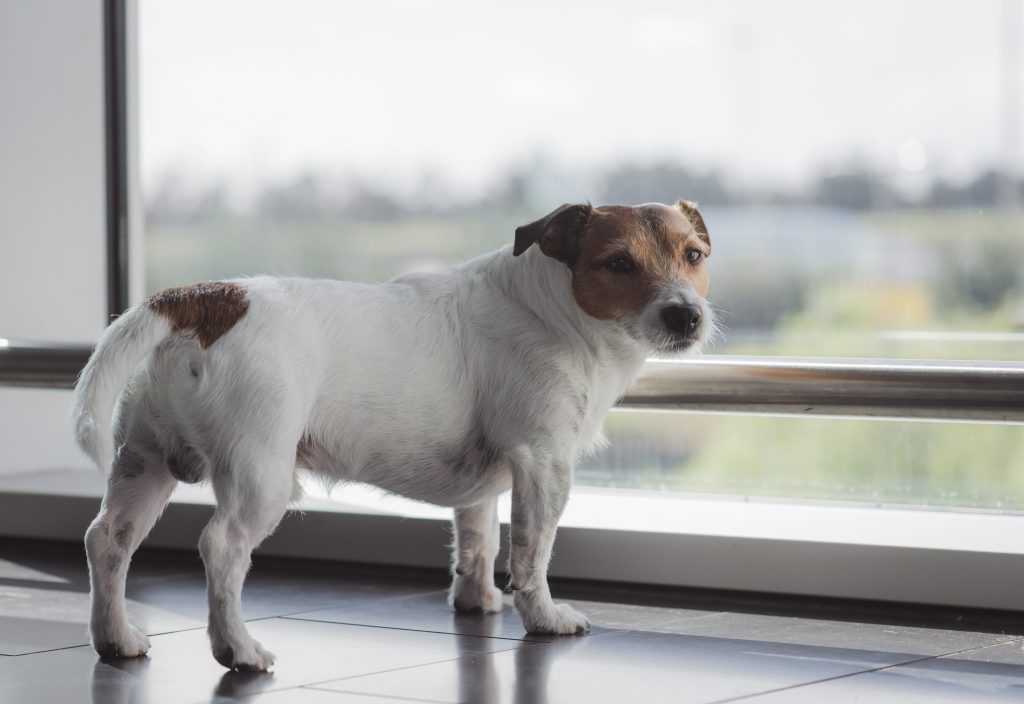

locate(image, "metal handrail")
[[0, 340, 93, 389], [2, 339, 1022, 423], [621, 356, 1024, 423]]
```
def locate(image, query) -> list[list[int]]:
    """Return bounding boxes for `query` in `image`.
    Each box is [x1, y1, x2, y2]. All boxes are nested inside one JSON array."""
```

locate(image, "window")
[[139, 0, 1024, 512], [1, 0, 1021, 609]]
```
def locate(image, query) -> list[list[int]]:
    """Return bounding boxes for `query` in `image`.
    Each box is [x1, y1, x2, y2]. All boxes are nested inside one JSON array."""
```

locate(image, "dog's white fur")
[[73, 213, 712, 670]]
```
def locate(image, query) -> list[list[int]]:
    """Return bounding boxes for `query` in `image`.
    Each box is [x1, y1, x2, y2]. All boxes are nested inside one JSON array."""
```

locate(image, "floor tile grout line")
[[939, 636, 1024, 654], [285, 648, 531, 692], [279, 612, 634, 644], [641, 610, 735, 632], [303, 683, 454, 704], [183, 640, 550, 704], [1, 606, 721, 660], [708, 637, 1024, 704], [277, 615, 550, 643], [182, 649, 523, 704], [234, 585, 449, 624], [4, 624, 211, 657], [287, 629, 625, 693], [708, 654, 951, 704], [3, 597, 596, 658], [262, 587, 449, 621]]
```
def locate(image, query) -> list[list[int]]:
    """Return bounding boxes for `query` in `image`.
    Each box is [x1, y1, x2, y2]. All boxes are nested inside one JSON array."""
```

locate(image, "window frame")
[[1, 0, 1024, 612]]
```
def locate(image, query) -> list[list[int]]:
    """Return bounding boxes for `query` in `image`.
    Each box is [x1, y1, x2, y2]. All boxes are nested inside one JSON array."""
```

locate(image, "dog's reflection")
[[90, 655, 151, 704], [212, 668, 276, 700], [453, 609, 583, 704], [89, 652, 277, 704]]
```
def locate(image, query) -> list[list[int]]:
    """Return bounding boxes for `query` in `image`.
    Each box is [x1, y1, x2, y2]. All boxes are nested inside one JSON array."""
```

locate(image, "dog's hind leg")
[[448, 498, 503, 613], [199, 445, 295, 671], [85, 443, 177, 657]]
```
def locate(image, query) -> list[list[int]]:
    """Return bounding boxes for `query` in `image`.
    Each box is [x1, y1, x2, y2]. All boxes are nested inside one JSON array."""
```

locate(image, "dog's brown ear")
[[513, 203, 593, 263], [677, 199, 710, 245]]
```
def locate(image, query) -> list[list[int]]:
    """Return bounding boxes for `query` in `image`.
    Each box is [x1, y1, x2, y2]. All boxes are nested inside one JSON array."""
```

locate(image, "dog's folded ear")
[[677, 199, 710, 245], [513, 203, 593, 263]]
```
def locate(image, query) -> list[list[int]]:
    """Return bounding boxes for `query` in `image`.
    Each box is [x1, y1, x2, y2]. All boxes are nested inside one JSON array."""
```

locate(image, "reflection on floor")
[[1, 538, 1023, 703]]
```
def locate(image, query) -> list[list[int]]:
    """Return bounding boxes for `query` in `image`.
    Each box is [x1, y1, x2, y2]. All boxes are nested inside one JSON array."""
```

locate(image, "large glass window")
[[139, 0, 1024, 510]]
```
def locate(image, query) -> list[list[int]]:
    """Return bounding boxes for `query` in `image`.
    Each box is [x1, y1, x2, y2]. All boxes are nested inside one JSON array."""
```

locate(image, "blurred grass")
[[596, 413, 1024, 510]]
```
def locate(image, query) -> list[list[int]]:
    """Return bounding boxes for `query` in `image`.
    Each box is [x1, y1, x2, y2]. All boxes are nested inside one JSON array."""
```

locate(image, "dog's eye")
[[607, 257, 637, 273], [686, 250, 704, 265]]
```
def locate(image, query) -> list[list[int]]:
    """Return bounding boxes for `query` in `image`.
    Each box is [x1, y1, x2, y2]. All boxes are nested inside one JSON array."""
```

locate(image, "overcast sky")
[[140, 0, 1020, 197]]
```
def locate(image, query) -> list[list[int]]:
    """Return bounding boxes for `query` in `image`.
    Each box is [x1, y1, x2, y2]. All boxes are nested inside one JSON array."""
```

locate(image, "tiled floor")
[[1, 539, 1023, 703]]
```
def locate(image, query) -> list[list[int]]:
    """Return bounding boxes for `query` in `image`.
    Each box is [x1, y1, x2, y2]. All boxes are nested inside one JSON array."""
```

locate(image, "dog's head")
[[513, 200, 714, 353]]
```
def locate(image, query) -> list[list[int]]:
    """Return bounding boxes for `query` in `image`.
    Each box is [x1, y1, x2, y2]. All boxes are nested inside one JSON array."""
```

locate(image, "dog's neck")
[[479, 245, 649, 373]]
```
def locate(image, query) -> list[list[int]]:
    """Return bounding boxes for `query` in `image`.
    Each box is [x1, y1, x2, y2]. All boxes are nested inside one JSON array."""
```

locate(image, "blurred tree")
[[710, 266, 806, 332], [935, 238, 1021, 311], [927, 170, 1024, 208], [814, 169, 901, 210], [600, 162, 732, 206], [257, 173, 327, 220], [146, 171, 226, 225]]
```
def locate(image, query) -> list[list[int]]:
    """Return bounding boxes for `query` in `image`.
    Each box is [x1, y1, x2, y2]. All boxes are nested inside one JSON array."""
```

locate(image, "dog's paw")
[[93, 623, 151, 658], [522, 602, 591, 635], [451, 580, 504, 614], [213, 637, 275, 672]]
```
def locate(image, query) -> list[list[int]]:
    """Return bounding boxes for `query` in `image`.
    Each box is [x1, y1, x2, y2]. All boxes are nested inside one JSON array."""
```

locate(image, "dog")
[[72, 199, 713, 671]]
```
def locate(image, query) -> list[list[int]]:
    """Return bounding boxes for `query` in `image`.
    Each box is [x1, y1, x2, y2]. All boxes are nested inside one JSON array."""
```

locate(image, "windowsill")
[[2, 467, 1024, 613], [3, 467, 1023, 554]]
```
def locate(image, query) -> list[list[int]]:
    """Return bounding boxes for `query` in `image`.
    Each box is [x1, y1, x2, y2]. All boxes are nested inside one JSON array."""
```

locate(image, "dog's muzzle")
[[660, 303, 701, 337], [656, 302, 706, 352]]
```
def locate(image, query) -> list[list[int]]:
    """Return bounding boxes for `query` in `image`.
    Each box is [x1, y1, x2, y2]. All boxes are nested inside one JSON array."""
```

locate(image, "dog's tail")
[[72, 306, 173, 472]]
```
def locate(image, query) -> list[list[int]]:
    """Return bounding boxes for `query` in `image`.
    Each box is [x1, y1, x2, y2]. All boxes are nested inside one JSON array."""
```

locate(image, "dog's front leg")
[[449, 498, 504, 613], [509, 463, 589, 635]]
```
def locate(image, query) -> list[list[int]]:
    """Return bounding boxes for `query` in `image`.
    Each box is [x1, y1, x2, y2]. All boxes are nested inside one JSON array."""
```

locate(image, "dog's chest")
[[573, 356, 645, 453]]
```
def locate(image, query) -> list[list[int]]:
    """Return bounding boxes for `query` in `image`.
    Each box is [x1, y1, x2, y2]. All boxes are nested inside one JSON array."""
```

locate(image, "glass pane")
[[139, 1, 1024, 512], [585, 411, 1024, 511]]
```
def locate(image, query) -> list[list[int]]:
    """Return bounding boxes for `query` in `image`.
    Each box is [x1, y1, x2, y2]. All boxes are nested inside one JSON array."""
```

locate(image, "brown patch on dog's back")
[[147, 281, 249, 348]]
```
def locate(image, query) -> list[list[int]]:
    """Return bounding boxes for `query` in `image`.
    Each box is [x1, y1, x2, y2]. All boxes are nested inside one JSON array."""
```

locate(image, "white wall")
[[0, 0, 107, 474]]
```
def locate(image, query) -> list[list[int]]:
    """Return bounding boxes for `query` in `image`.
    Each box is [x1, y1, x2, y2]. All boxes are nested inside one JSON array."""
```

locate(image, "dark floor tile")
[[284, 590, 540, 641], [0, 538, 205, 654], [5, 538, 1023, 704], [0, 538, 195, 591], [0, 575, 206, 655], [316, 624, 964, 704], [745, 639, 1024, 703], [0, 617, 521, 704], [283, 590, 661, 642], [0, 615, 92, 657], [124, 563, 439, 625], [0, 540, 439, 655]]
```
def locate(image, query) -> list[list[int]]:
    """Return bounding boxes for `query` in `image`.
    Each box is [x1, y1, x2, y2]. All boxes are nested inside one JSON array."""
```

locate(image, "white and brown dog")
[[72, 200, 714, 671]]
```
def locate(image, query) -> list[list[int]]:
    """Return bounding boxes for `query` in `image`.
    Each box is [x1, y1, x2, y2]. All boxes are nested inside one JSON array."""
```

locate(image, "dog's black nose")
[[661, 304, 702, 335]]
